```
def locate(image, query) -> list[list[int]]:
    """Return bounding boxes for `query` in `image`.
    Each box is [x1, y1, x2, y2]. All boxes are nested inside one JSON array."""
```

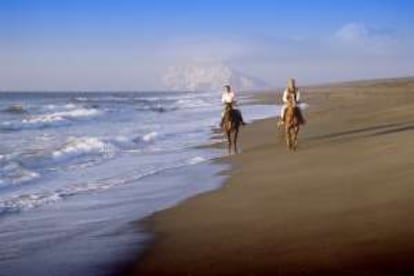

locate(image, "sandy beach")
[[123, 78, 414, 276]]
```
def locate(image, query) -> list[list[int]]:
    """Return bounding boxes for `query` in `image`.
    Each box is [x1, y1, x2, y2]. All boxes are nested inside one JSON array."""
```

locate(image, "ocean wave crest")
[[175, 98, 212, 109], [0, 154, 209, 215], [1, 108, 101, 131], [52, 137, 115, 161], [0, 159, 40, 186], [141, 131, 158, 142]]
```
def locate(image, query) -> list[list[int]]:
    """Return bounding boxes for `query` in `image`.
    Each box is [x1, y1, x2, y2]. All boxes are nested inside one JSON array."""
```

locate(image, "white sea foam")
[[187, 156, 206, 165], [52, 137, 115, 161], [176, 98, 212, 109], [54, 108, 100, 118], [141, 131, 158, 142], [73, 97, 88, 102], [0, 172, 147, 214], [109, 135, 145, 151], [21, 114, 67, 125], [1, 108, 100, 130], [0, 153, 215, 214], [0, 178, 129, 214], [110, 136, 131, 146], [0, 192, 62, 213], [0, 161, 40, 186], [64, 103, 77, 109], [45, 103, 77, 110]]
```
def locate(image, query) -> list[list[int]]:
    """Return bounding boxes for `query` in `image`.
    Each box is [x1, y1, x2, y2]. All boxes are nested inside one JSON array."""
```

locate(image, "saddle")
[[224, 103, 242, 125]]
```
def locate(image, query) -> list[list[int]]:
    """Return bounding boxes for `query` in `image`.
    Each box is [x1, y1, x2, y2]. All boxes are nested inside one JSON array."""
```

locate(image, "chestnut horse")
[[284, 97, 303, 151]]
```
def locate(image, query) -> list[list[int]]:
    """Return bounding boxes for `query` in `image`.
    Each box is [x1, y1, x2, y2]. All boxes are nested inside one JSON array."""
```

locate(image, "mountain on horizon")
[[162, 63, 269, 92]]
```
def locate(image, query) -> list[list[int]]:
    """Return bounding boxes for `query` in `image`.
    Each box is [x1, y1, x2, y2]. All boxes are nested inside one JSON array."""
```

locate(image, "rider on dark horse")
[[278, 78, 305, 127], [220, 85, 246, 128]]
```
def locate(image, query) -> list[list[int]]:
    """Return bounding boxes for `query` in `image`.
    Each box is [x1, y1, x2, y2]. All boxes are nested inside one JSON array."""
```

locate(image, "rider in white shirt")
[[278, 78, 305, 126], [222, 89, 235, 104], [220, 85, 246, 127]]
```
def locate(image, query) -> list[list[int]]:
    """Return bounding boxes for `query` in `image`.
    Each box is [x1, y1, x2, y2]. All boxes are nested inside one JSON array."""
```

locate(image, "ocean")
[[0, 91, 278, 275]]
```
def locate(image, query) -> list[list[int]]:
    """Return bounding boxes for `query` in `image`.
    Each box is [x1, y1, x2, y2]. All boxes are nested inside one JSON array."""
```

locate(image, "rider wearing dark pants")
[[220, 85, 246, 127]]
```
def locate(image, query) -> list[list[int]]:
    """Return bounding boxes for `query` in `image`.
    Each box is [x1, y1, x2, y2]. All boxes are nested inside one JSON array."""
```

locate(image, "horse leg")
[[226, 130, 232, 154], [291, 128, 297, 151], [285, 127, 291, 150], [293, 126, 299, 151], [233, 129, 239, 153], [289, 127, 296, 151]]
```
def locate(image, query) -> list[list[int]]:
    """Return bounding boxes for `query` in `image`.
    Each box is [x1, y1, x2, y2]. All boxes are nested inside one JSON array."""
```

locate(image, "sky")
[[1, 0, 414, 91]]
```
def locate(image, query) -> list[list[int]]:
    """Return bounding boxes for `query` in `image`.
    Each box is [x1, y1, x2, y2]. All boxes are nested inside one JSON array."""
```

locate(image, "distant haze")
[[163, 63, 269, 91], [1, 0, 414, 91]]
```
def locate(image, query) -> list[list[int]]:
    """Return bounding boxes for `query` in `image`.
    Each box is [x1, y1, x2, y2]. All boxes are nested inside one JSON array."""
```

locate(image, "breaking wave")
[[1, 108, 101, 131], [0, 130, 168, 187], [52, 137, 115, 162], [0, 155, 210, 215], [0, 158, 40, 187], [140, 131, 158, 142], [72, 94, 215, 113]]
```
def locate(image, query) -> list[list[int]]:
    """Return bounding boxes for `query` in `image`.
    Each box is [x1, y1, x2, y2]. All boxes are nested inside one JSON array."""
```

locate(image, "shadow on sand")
[[308, 122, 414, 141]]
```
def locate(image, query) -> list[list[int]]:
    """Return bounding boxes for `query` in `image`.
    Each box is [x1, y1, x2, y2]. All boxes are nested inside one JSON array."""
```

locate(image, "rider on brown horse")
[[278, 78, 305, 127], [220, 85, 246, 128]]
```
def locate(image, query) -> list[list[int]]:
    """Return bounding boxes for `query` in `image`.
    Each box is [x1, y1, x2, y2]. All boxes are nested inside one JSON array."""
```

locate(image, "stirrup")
[[277, 120, 284, 129]]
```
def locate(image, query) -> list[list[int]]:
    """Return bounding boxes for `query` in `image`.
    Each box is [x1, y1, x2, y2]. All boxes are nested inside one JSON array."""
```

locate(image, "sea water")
[[0, 91, 278, 275]]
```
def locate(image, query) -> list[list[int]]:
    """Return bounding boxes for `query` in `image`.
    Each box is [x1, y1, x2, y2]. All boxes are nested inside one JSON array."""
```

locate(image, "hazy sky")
[[1, 0, 414, 91]]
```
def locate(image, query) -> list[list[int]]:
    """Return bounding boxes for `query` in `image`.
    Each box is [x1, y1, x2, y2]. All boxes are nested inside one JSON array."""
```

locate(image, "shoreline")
[[110, 96, 279, 275], [120, 78, 414, 275]]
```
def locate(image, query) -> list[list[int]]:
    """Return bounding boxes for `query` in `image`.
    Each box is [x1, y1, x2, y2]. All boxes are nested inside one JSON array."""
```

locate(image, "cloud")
[[335, 23, 369, 43], [156, 35, 252, 64], [2, 21, 412, 91], [333, 22, 398, 55]]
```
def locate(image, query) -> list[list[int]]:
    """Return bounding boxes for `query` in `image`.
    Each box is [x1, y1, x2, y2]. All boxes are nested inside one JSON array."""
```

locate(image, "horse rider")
[[278, 78, 305, 127], [220, 84, 246, 128]]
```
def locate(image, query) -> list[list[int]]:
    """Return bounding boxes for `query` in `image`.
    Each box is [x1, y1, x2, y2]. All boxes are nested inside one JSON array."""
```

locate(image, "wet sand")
[[124, 78, 414, 275]]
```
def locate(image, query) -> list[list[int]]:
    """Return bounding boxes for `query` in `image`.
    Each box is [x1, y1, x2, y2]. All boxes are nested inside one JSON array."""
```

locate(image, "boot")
[[277, 116, 284, 129], [236, 109, 247, 126], [220, 117, 224, 128]]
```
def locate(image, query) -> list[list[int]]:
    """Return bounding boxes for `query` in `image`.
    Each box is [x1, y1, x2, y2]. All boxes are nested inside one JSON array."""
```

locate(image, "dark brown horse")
[[284, 97, 304, 151], [222, 103, 242, 154]]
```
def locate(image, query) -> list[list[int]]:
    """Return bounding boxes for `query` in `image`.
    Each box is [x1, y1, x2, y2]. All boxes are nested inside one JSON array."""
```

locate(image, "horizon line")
[[1, 75, 413, 93]]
